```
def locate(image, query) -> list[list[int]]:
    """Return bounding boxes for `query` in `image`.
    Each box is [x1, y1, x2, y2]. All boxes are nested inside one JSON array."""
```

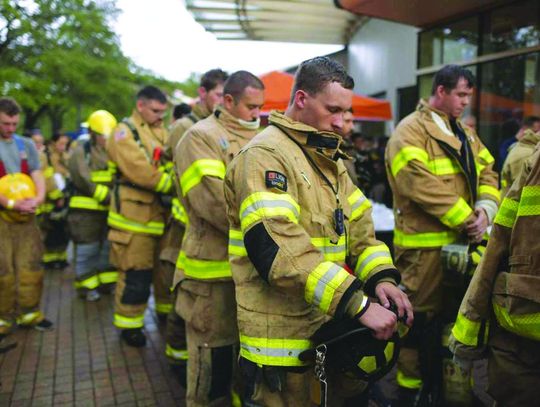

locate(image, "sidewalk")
[[0, 268, 185, 406]]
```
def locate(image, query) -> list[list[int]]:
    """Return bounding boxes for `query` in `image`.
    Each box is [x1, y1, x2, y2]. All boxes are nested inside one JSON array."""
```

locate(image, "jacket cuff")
[[363, 268, 401, 297], [475, 199, 498, 224], [335, 279, 362, 319]]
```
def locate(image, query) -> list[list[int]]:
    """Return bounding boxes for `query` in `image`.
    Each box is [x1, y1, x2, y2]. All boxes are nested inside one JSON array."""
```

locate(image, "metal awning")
[[185, 0, 366, 44]]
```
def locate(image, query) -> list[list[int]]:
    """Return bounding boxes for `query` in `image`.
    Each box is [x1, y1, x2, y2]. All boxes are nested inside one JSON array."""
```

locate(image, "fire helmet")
[[87, 110, 117, 137], [0, 173, 36, 223]]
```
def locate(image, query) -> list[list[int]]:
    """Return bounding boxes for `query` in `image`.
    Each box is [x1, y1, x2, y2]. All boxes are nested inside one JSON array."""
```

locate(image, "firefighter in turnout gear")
[[0, 97, 53, 336], [67, 110, 118, 302], [449, 145, 540, 406], [164, 69, 228, 384], [500, 128, 540, 195], [224, 57, 413, 405], [106, 86, 173, 347], [385, 65, 499, 404], [174, 71, 264, 406]]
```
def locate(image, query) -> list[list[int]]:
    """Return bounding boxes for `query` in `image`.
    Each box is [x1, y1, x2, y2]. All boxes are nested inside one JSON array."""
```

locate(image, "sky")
[[114, 0, 343, 82]]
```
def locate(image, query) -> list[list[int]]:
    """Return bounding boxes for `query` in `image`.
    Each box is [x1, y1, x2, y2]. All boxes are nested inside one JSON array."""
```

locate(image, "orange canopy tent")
[[259, 71, 393, 121]]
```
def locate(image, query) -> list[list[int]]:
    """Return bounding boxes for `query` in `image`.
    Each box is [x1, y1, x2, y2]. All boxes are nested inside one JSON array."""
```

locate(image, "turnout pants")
[[177, 279, 238, 407], [73, 240, 117, 292], [0, 217, 45, 333], [395, 248, 467, 394], [109, 230, 172, 329], [487, 326, 540, 406]]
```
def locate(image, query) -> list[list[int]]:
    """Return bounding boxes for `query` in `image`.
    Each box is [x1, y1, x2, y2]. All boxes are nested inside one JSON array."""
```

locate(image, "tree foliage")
[[0, 0, 193, 135]]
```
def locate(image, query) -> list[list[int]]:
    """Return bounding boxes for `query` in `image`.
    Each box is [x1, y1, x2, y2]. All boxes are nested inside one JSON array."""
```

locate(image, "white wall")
[[348, 19, 418, 133]]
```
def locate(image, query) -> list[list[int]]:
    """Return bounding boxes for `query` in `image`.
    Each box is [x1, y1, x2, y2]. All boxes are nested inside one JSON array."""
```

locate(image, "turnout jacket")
[[386, 101, 499, 249], [106, 110, 172, 240], [224, 111, 400, 367], [67, 139, 114, 242], [501, 129, 540, 195], [450, 147, 540, 357], [174, 106, 258, 282]]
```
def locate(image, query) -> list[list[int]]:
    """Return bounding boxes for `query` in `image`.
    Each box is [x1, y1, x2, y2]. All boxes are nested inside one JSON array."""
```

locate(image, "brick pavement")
[[0, 268, 185, 407]]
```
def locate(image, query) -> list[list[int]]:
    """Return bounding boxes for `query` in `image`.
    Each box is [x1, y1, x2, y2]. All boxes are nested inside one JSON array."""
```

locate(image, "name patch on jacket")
[[265, 171, 287, 192]]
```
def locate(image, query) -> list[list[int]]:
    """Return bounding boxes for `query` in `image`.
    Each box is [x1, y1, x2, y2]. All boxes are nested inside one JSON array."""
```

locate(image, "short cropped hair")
[[173, 103, 192, 120], [0, 97, 21, 116], [137, 85, 167, 104], [291, 57, 354, 103], [201, 69, 229, 92], [524, 115, 540, 128], [223, 71, 265, 102], [431, 65, 475, 95]]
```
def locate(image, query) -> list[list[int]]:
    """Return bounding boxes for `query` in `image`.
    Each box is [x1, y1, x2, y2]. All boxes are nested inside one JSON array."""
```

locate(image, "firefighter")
[[67, 110, 118, 301], [163, 68, 228, 382], [500, 125, 540, 195], [0, 97, 53, 336], [450, 145, 540, 406], [174, 71, 264, 406], [385, 65, 499, 404], [41, 132, 71, 269], [106, 86, 173, 347], [224, 57, 412, 405]]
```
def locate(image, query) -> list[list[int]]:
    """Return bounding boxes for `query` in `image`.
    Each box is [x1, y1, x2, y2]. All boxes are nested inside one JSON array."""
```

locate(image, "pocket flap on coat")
[[508, 255, 532, 266], [120, 185, 155, 204], [493, 272, 540, 304], [108, 229, 133, 245], [180, 279, 211, 297]]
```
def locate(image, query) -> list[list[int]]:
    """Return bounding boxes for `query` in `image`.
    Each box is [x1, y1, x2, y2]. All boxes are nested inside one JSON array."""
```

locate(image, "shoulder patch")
[[265, 170, 287, 192], [219, 137, 230, 150], [114, 129, 127, 141]]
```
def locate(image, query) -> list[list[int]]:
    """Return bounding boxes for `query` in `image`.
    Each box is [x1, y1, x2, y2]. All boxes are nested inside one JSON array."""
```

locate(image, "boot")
[[121, 328, 146, 347]]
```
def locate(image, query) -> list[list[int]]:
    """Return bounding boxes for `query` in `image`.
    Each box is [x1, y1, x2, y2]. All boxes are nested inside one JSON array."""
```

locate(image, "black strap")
[[187, 113, 198, 124], [83, 140, 92, 166], [122, 118, 152, 162]]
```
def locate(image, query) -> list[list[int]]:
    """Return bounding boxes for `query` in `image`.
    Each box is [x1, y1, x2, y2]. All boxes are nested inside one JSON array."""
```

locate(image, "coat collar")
[[521, 129, 540, 146], [268, 111, 348, 160], [192, 103, 211, 121], [213, 106, 259, 140], [417, 100, 470, 151]]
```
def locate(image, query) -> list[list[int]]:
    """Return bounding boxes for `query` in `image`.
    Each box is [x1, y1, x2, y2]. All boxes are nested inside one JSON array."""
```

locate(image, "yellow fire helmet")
[[87, 110, 117, 137], [0, 173, 36, 223]]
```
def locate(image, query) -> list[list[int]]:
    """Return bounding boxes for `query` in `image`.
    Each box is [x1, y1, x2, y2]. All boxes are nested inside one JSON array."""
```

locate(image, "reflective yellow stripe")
[[0, 319, 12, 328], [493, 302, 540, 341], [75, 275, 100, 290], [440, 197, 473, 228], [355, 244, 393, 280], [391, 147, 429, 177], [394, 229, 459, 248], [517, 185, 540, 217], [397, 369, 422, 389], [155, 303, 173, 314], [428, 157, 461, 175], [305, 262, 350, 314], [239, 334, 311, 367], [355, 295, 370, 315], [16, 311, 43, 326], [165, 344, 188, 361], [501, 179, 508, 188], [180, 159, 226, 196], [92, 184, 109, 202], [44, 167, 54, 178], [171, 198, 188, 225], [48, 189, 63, 200], [229, 229, 247, 257], [239, 192, 300, 232], [176, 251, 231, 279], [108, 212, 164, 235], [98, 271, 118, 284], [155, 172, 173, 193], [478, 185, 500, 202], [348, 188, 371, 221], [478, 148, 495, 165], [113, 313, 145, 329], [392, 146, 465, 177], [470, 244, 486, 266], [310, 236, 347, 263], [494, 197, 519, 228], [42, 251, 68, 262], [452, 313, 489, 347], [90, 170, 113, 183], [37, 203, 54, 214], [107, 161, 117, 174], [69, 196, 108, 211]]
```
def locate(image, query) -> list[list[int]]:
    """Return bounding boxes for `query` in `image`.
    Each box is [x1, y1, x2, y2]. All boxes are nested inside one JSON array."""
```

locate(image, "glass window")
[[477, 52, 540, 168], [483, 0, 540, 54], [419, 17, 479, 68]]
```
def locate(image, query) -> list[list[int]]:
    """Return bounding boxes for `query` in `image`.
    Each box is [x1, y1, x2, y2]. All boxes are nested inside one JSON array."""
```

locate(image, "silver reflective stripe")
[[351, 195, 367, 211], [313, 264, 342, 308], [241, 343, 304, 359], [319, 244, 347, 254], [229, 238, 244, 248], [357, 251, 389, 273], [241, 199, 300, 219]]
